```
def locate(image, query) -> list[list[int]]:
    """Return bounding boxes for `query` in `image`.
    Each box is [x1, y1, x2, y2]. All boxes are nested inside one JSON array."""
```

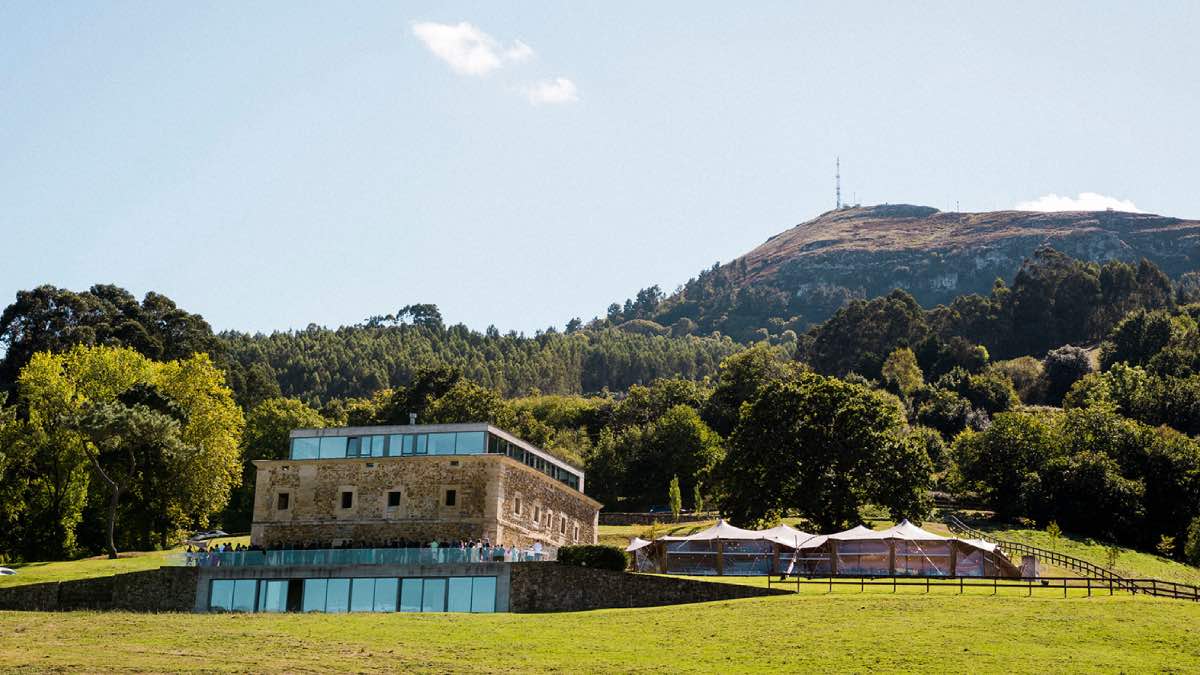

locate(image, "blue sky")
[[2, 2, 1198, 334]]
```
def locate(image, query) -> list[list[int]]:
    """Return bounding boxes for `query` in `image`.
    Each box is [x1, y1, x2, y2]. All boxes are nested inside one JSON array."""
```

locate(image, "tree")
[[223, 397, 325, 531], [953, 412, 1059, 518], [702, 343, 803, 436], [693, 481, 705, 513], [881, 347, 924, 398], [7, 346, 243, 559], [1185, 517, 1200, 566], [668, 475, 682, 522], [1041, 345, 1094, 404], [719, 375, 931, 530]]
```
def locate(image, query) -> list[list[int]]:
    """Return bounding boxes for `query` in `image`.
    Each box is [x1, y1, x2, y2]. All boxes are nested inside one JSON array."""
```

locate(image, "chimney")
[[409, 413, 417, 425]]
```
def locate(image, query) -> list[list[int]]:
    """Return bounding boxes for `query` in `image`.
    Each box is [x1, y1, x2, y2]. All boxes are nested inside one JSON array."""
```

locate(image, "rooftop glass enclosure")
[[287, 424, 583, 491], [179, 547, 551, 568]]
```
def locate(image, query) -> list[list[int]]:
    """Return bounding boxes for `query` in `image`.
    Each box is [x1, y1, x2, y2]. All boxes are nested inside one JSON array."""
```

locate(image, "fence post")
[[1086, 577, 1091, 597]]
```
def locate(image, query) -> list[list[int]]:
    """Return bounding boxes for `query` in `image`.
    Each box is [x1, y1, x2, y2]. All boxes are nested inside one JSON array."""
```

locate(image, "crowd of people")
[[183, 537, 548, 567]]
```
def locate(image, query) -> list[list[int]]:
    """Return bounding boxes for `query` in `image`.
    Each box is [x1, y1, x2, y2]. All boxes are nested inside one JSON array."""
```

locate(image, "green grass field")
[[2, 592, 1199, 672], [0, 537, 248, 588]]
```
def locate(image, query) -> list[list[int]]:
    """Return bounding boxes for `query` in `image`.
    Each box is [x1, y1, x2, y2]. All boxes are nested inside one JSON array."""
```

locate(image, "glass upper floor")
[[287, 424, 583, 492]]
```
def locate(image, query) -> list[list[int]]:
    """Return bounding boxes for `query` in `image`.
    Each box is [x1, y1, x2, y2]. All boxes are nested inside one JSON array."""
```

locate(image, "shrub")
[[1185, 517, 1200, 566], [557, 545, 629, 571]]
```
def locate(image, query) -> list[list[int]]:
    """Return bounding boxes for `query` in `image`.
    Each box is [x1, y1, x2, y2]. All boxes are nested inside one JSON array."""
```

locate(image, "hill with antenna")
[[603, 204, 1200, 341]]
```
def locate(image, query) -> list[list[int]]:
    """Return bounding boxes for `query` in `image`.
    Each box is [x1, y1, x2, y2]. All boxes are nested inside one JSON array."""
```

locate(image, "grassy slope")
[[0, 537, 248, 588], [978, 527, 1200, 586], [2, 592, 1199, 673]]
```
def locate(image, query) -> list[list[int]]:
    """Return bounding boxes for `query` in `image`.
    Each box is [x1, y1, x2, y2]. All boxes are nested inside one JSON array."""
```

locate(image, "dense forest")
[[3, 246, 1200, 567]]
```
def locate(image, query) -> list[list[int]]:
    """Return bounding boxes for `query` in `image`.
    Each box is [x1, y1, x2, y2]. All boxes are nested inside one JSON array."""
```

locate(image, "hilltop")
[[607, 205, 1200, 340]]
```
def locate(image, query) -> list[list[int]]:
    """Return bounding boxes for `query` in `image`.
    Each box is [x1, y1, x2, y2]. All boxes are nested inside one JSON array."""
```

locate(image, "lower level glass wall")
[[209, 576, 497, 613]]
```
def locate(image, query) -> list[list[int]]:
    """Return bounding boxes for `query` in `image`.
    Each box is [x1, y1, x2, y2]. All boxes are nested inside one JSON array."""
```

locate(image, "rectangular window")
[[276, 493, 289, 511], [291, 437, 320, 460], [560, 517, 566, 534], [302, 579, 327, 612], [574, 525, 580, 541], [260, 580, 288, 613], [514, 498, 522, 515], [427, 433, 456, 455], [209, 580, 235, 611], [374, 578, 398, 612], [387, 491, 401, 508], [341, 491, 354, 509], [445, 489, 457, 507], [387, 434, 405, 457], [350, 578, 375, 612], [454, 432, 485, 454], [371, 436, 386, 457], [533, 507, 541, 525], [325, 578, 350, 613], [447, 577, 472, 612], [414, 435, 427, 455], [230, 579, 257, 612], [400, 579, 423, 612], [422, 578, 446, 612], [346, 437, 362, 457], [318, 436, 348, 459], [471, 577, 496, 613]]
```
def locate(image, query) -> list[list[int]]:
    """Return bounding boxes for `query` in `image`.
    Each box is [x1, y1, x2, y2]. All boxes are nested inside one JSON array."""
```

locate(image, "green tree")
[[953, 412, 1059, 518], [1185, 517, 1200, 566], [668, 475, 682, 522], [702, 343, 802, 436], [693, 480, 705, 513], [881, 347, 924, 398], [719, 374, 931, 530]]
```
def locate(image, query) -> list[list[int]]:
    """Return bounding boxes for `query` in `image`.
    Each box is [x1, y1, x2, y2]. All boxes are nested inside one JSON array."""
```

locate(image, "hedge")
[[557, 545, 629, 571]]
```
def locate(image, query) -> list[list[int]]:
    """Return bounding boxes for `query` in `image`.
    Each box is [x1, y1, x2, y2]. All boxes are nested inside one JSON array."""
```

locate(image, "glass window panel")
[[400, 579, 423, 612], [319, 436, 348, 459], [261, 580, 288, 613], [470, 577, 496, 613], [371, 436, 386, 457], [291, 437, 320, 460], [209, 580, 235, 611], [414, 435, 427, 455], [422, 578, 446, 612], [427, 433, 455, 455], [447, 577, 472, 612], [387, 435, 403, 457], [351, 578, 375, 612], [374, 578, 398, 612], [325, 578, 350, 613], [454, 432, 485, 454], [303, 579, 327, 612], [347, 437, 362, 456], [232, 579, 257, 612]]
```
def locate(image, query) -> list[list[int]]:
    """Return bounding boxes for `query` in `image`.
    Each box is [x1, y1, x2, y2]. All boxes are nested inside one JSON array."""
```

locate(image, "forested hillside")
[[600, 205, 1200, 341]]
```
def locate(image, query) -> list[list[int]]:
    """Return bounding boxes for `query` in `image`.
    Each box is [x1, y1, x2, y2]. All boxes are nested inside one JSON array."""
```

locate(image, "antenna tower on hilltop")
[[835, 156, 842, 209]]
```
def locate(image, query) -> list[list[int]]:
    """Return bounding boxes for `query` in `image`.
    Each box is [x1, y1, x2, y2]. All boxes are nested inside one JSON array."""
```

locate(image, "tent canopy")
[[682, 519, 765, 541], [625, 537, 654, 552], [760, 524, 817, 548]]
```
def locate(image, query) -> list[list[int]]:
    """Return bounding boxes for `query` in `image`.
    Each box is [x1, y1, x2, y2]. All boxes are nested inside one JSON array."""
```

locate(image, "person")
[[532, 540, 543, 561]]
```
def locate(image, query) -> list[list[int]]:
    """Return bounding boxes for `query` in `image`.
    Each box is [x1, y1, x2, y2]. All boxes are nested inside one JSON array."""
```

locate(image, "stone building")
[[250, 423, 601, 550]]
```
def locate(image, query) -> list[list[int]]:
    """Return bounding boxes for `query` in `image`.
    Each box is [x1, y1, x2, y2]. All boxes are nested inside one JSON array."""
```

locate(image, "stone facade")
[[251, 454, 600, 550]]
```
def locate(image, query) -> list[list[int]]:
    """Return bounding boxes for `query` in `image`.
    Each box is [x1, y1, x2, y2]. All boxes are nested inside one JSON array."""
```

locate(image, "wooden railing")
[[944, 514, 1200, 601], [766, 574, 1200, 600]]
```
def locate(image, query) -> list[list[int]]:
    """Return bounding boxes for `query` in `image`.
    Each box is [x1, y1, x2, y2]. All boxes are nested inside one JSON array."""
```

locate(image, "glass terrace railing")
[[171, 547, 554, 568]]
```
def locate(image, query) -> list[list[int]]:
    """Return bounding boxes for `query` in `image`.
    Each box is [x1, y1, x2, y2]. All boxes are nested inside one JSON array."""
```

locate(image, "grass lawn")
[[970, 526, 1200, 587], [0, 537, 249, 588], [2, 592, 1199, 672]]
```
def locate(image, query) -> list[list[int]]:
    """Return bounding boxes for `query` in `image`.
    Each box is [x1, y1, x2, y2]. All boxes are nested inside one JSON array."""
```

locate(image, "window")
[[559, 517, 566, 534], [447, 577, 472, 612], [533, 507, 541, 525], [514, 497, 522, 515], [387, 491, 401, 508], [445, 489, 457, 507], [454, 432, 485, 454], [428, 433, 456, 455], [258, 580, 288, 613], [350, 578, 375, 612], [341, 491, 354, 509], [276, 493, 289, 511], [318, 436, 348, 459], [422, 578, 447, 612], [291, 437, 320, 460], [574, 525, 580, 541], [414, 434, 428, 455], [303, 579, 327, 612], [347, 437, 362, 456], [325, 578, 350, 613], [400, 579, 423, 612]]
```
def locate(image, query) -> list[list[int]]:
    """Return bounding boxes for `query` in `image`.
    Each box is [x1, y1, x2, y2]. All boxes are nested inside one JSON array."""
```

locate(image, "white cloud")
[[411, 21, 534, 76], [1015, 192, 1143, 213], [523, 77, 579, 105]]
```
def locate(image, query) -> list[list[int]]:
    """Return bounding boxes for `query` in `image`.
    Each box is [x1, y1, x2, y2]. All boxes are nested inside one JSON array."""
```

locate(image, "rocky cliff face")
[[734, 204, 1200, 308]]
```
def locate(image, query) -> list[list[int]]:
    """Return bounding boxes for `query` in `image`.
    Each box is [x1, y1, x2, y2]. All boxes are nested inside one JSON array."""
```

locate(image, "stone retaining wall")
[[508, 562, 789, 612], [0, 567, 198, 612]]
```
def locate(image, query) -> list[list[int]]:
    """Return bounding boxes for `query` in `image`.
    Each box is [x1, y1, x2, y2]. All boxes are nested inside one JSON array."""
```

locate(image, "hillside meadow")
[[2, 592, 1199, 673]]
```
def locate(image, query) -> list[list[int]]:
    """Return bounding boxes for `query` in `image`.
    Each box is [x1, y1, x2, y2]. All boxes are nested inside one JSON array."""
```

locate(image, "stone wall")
[[0, 566, 198, 612], [251, 454, 600, 551], [508, 563, 789, 612]]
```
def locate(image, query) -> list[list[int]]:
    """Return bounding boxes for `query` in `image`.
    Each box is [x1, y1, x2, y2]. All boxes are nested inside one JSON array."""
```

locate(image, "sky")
[[2, 2, 1198, 335]]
